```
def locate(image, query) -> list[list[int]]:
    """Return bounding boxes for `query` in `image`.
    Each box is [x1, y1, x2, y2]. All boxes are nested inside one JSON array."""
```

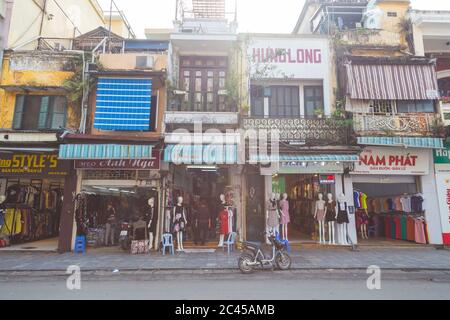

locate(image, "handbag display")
[[131, 240, 149, 254]]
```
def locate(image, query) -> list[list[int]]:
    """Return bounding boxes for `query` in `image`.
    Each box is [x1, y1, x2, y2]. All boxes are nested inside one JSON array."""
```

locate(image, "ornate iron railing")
[[241, 116, 351, 145], [353, 113, 438, 136]]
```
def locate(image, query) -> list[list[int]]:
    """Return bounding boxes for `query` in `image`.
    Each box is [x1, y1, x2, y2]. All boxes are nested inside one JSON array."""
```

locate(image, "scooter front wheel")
[[238, 253, 255, 274], [275, 251, 292, 270]]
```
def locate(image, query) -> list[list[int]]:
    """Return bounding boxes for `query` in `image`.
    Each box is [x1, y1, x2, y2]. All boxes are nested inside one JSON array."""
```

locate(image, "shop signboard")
[[74, 150, 160, 171], [0, 152, 69, 177], [279, 162, 344, 174], [319, 175, 335, 185], [247, 37, 329, 79], [435, 174, 450, 245], [353, 147, 429, 175], [434, 143, 450, 173]]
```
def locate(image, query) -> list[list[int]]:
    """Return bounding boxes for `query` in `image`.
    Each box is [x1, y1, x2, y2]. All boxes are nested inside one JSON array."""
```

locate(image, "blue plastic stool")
[[74, 236, 86, 254], [162, 233, 174, 255], [275, 232, 291, 253]]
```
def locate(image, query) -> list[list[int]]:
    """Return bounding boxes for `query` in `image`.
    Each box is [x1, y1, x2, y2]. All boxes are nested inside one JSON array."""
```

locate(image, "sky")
[[97, 0, 450, 38]]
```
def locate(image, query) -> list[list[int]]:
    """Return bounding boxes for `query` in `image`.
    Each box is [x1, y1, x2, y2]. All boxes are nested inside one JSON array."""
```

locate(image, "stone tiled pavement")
[[0, 247, 449, 271]]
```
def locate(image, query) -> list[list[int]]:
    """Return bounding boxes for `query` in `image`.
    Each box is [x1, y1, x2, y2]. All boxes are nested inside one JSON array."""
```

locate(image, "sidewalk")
[[0, 246, 449, 272]]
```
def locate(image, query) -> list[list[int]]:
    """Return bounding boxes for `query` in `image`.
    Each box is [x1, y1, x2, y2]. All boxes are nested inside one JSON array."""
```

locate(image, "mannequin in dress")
[[337, 193, 350, 245], [266, 193, 280, 244], [146, 197, 155, 250], [314, 193, 326, 244], [325, 193, 337, 245], [218, 194, 227, 247], [173, 196, 187, 251], [279, 193, 290, 240]]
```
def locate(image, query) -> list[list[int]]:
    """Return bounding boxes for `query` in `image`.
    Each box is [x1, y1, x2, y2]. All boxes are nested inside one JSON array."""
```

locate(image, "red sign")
[[74, 151, 160, 170]]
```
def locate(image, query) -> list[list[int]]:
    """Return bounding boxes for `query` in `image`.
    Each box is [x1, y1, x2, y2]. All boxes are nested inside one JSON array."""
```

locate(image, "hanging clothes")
[[353, 191, 361, 209], [219, 209, 229, 235]]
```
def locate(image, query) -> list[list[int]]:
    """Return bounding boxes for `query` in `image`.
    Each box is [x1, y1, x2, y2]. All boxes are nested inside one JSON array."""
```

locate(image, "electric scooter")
[[238, 232, 292, 274]]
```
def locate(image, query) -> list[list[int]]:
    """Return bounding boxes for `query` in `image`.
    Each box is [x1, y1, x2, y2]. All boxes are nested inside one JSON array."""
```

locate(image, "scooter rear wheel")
[[275, 251, 292, 270], [238, 253, 255, 274]]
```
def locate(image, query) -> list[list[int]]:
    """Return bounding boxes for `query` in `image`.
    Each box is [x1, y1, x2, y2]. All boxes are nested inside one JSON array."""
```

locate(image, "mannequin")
[[173, 196, 187, 251], [266, 193, 280, 244], [146, 197, 155, 250], [279, 193, 290, 240], [325, 193, 337, 245], [314, 193, 326, 244], [337, 194, 350, 245], [218, 194, 227, 247]]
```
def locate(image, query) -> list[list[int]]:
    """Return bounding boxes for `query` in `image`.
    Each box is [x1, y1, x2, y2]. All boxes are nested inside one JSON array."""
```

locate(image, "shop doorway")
[[168, 166, 236, 248], [352, 177, 428, 246], [246, 174, 265, 242], [0, 178, 64, 250], [275, 174, 336, 243], [75, 185, 159, 251]]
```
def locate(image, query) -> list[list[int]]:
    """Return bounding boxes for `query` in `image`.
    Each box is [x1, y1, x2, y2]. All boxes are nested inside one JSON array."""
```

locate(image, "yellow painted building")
[[0, 51, 81, 130]]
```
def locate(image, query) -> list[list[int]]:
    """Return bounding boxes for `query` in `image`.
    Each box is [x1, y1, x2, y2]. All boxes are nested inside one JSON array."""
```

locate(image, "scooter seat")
[[243, 241, 262, 251]]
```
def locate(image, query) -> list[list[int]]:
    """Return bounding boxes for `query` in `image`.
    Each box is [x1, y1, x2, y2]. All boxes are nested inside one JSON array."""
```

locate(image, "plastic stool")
[[74, 236, 86, 254]]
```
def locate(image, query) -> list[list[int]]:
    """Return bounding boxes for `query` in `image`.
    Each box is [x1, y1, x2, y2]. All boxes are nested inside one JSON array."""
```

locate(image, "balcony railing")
[[353, 113, 439, 136], [241, 116, 352, 145], [336, 29, 403, 48]]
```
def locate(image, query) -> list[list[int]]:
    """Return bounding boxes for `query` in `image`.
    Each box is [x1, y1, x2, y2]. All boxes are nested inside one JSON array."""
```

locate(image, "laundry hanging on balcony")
[[345, 63, 439, 100]]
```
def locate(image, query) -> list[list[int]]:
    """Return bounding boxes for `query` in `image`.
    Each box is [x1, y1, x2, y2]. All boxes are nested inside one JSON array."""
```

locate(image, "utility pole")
[[108, 0, 113, 53], [39, 0, 48, 37]]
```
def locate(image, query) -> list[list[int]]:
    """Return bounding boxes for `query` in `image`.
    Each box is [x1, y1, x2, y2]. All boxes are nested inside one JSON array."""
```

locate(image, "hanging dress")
[[172, 205, 186, 233], [267, 200, 280, 228], [325, 200, 337, 222]]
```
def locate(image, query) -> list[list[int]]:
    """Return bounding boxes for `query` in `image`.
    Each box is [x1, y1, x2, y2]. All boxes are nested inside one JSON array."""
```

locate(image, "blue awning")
[[357, 136, 443, 149], [164, 144, 237, 165], [249, 154, 359, 162], [59, 144, 153, 160]]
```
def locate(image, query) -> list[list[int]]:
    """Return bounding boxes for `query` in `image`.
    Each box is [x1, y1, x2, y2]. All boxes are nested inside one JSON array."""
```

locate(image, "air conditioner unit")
[[355, 22, 362, 28], [135, 55, 155, 70]]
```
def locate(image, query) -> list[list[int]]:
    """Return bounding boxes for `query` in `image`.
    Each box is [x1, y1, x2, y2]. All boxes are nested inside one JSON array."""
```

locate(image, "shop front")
[[248, 154, 360, 245], [58, 144, 162, 252], [433, 144, 450, 245], [350, 145, 442, 245], [163, 144, 243, 250], [0, 150, 70, 250]]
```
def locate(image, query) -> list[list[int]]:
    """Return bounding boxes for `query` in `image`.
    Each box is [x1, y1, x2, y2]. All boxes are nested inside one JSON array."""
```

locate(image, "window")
[[369, 100, 396, 114], [397, 100, 435, 113], [12, 95, 67, 130], [176, 56, 233, 112], [304, 86, 323, 118], [387, 12, 398, 17], [250, 85, 264, 117], [270, 86, 300, 117]]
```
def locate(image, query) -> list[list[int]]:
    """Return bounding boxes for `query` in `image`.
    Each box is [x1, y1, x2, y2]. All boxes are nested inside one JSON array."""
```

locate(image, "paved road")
[[1, 270, 449, 300]]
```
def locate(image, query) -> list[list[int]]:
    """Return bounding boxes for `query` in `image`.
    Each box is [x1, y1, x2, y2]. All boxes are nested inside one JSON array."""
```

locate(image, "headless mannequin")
[[173, 196, 187, 251], [314, 193, 326, 244], [326, 193, 337, 245], [361, 209, 369, 240], [147, 197, 155, 250], [218, 194, 226, 247], [279, 193, 290, 240], [266, 193, 280, 244], [337, 194, 349, 245]]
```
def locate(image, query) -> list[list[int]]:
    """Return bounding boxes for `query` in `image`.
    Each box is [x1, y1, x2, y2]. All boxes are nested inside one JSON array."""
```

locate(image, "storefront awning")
[[59, 144, 154, 160], [164, 144, 238, 164], [346, 63, 439, 100], [249, 154, 360, 162], [357, 136, 443, 149]]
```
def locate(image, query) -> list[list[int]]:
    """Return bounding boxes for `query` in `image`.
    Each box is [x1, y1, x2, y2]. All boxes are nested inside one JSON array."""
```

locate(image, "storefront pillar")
[[422, 151, 443, 245], [336, 174, 357, 245], [230, 165, 244, 242], [263, 174, 273, 233], [58, 164, 78, 253]]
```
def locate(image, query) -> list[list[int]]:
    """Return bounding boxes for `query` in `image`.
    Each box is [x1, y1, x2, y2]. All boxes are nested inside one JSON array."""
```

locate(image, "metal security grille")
[[94, 78, 152, 131]]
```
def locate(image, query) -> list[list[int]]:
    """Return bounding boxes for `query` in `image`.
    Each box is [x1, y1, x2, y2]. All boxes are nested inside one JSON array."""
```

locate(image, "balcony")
[[241, 116, 352, 146], [353, 113, 441, 136], [336, 29, 404, 48]]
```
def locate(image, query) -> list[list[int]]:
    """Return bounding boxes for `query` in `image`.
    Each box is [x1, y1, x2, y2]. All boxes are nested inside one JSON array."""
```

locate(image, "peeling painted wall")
[[0, 51, 82, 130]]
